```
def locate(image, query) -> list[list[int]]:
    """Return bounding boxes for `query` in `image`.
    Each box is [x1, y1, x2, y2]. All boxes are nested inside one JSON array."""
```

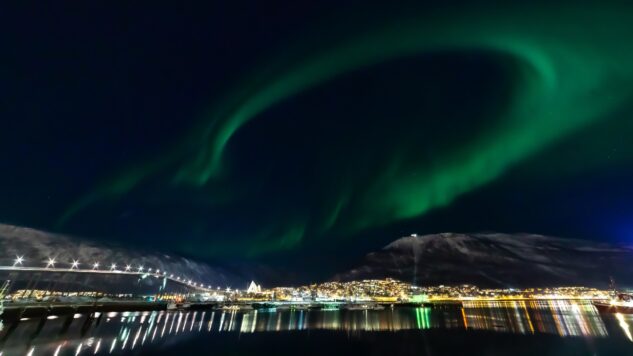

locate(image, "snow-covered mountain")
[[333, 233, 633, 288], [0, 223, 245, 288]]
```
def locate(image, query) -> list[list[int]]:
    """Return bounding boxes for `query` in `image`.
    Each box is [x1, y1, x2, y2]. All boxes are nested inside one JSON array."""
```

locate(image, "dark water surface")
[[1, 300, 632, 355]]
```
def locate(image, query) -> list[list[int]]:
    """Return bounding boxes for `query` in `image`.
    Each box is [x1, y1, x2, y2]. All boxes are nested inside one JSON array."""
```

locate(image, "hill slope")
[[334, 233, 633, 288], [0, 223, 245, 287]]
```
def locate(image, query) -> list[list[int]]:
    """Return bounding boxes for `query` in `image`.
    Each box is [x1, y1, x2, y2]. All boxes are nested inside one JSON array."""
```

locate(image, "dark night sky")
[[2, 1, 633, 281]]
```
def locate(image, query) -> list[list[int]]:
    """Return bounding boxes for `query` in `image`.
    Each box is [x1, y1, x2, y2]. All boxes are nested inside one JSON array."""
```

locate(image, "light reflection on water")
[[461, 300, 608, 337], [0, 300, 629, 355]]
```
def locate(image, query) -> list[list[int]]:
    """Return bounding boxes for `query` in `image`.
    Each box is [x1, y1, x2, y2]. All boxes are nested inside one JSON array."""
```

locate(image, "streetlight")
[[93, 262, 100, 270], [110, 263, 117, 271], [137, 266, 144, 272], [71, 260, 79, 269], [46, 258, 56, 268], [13, 255, 24, 267]]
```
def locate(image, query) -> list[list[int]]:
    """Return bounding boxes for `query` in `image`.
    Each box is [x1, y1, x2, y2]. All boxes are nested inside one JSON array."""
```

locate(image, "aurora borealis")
[[3, 1, 633, 279]]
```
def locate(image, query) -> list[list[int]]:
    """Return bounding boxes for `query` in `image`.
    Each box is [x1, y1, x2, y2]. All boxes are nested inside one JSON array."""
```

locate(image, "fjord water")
[[1, 301, 632, 355]]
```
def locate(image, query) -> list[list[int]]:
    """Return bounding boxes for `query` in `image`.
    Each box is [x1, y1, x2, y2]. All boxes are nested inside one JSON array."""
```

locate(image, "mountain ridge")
[[333, 232, 633, 288], [0, 223, 246, 287]]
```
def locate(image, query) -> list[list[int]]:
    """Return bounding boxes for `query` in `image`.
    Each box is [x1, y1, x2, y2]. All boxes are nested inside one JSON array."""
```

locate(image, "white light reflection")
[[109, 338, 116, 354], [180, 312, 189, 333], [228, 311, 236, 331], [151, 323, 158, 341], [218, 312, 226, 332], [161, 313, 170, 338], [190, 312, 197, 331], [121, 333, 129, 351], [131, 326, 142, 350], [169, 313, 177, 334], [616, 313, 633, 342], [208, 312, 215, 332], [199, 312, 206, 332], [142, 322, 152, 345], [240, 313, 251, 333], [175, 312, 183, 334]]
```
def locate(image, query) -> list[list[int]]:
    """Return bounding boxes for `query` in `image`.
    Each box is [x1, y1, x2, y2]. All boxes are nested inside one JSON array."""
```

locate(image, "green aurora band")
[[62, 2, 633, 256]]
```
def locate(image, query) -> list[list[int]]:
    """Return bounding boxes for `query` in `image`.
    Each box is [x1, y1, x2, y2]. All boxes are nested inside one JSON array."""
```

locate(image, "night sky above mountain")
[[2, 1, 633, 280]]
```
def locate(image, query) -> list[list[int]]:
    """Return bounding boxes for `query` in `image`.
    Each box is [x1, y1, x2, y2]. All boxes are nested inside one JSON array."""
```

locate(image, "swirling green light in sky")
[[62, 3, 633, 255]]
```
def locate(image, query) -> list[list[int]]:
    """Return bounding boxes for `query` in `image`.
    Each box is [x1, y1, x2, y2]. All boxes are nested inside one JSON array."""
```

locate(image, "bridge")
[[0, 260, 242, 330], [0, 265, 215, 292], [0, 255, 237, 301]]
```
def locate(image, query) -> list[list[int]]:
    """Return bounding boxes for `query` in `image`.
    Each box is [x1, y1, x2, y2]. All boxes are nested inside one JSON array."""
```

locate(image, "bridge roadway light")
[[46, 258, 56, 268], [93, 262, 100, 270], [71, 260, 80, 269], [125, 265, 132, 271], [137, 266, 143, 272], [13, 255, 24, 266], [110, 263, 117, 271]]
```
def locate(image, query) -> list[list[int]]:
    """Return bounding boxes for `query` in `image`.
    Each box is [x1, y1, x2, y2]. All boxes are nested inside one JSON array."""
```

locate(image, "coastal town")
[[4, 278, 611, 309]]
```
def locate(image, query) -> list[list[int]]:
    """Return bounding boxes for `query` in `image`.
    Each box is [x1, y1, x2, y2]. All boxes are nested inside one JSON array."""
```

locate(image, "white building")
[[247, 281, 262, 293]]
